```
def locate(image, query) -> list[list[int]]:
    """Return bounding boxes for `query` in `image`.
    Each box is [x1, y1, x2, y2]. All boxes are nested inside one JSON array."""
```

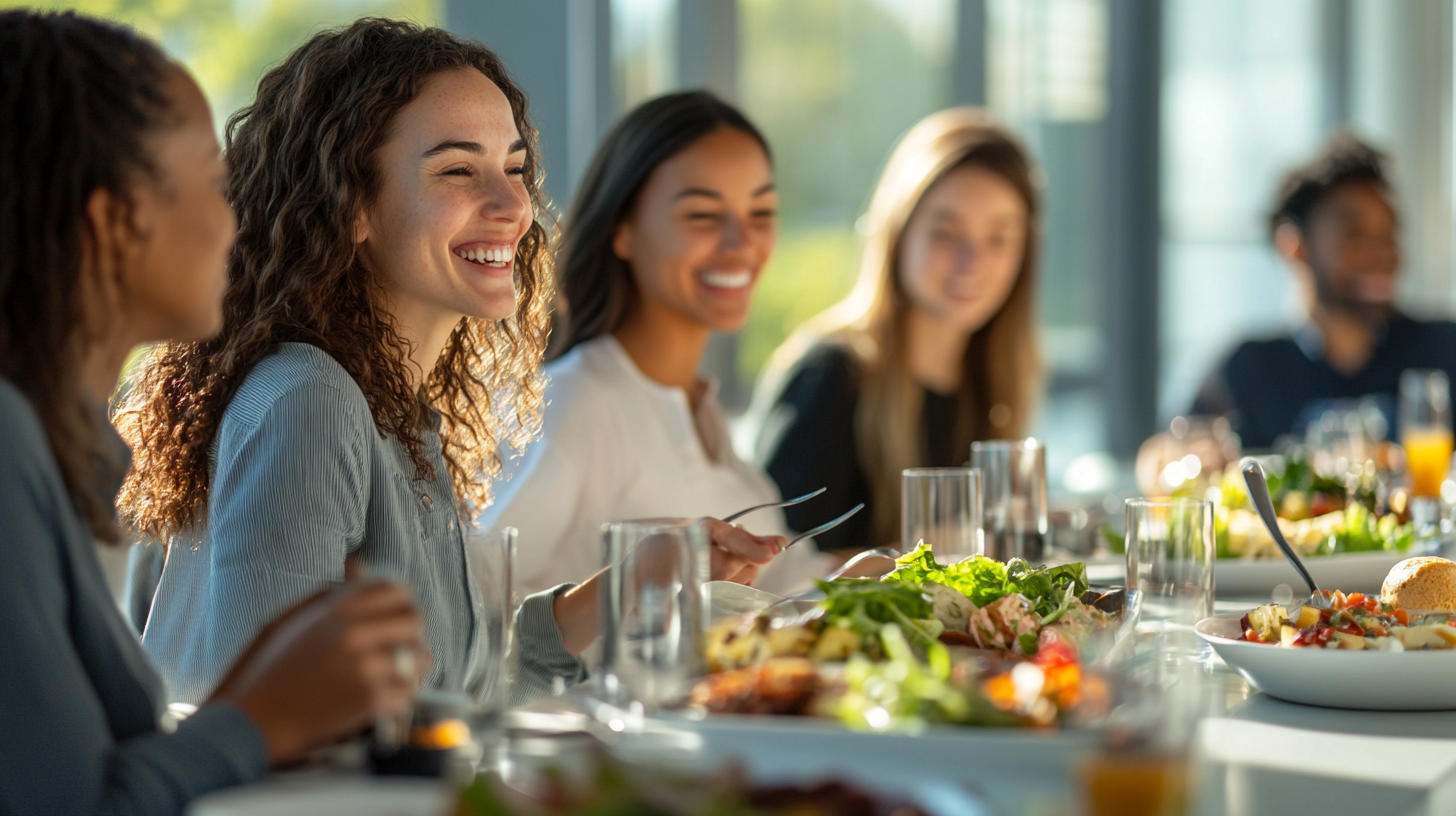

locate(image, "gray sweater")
[[139, 343, 583, 704], [0, 379, 267, 815]]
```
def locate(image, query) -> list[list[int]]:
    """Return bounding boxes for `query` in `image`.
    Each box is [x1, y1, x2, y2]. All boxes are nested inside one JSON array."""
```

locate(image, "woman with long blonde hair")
[[750, 109, 1043, 552]]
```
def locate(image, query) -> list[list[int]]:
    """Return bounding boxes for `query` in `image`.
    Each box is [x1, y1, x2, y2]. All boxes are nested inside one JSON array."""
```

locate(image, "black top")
[[1192, 313, 1456, 449], [0, 378, 267, 815], [756, 343, 966, 551]]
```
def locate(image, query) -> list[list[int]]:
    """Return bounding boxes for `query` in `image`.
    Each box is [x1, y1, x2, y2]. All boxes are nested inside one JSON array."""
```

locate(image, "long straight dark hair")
[[550, 90, 771, 359], [0, 10, 174, 542]]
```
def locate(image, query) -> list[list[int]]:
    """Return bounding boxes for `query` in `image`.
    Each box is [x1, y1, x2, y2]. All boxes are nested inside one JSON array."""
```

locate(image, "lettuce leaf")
[[816, 578, 943, 648], [885, 543, 1088, 621]]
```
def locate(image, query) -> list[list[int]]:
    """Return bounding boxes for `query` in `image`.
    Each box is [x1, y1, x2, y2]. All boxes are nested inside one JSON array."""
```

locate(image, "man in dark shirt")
[[1192, 133, 1456, 449]]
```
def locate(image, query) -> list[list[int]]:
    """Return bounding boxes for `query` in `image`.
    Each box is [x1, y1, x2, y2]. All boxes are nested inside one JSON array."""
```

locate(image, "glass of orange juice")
[[1400, 370, 1453, 498]]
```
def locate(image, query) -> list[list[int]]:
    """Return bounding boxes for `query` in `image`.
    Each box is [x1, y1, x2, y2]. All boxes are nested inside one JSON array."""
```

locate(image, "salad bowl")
[[1196, 612, 1456, 710]]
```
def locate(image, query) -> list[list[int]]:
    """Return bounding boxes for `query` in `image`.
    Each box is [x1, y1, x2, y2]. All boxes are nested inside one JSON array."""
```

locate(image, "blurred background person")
[[748, 109, 1042, 553], [1192, 133, 1456, 450], [482, 92, 820, 597]]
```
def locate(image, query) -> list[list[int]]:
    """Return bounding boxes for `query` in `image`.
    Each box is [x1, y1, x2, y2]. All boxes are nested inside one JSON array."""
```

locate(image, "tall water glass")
[[463, 526, 516, 722], [1400, 369, 1452, 500], [1125, 498, 1215, 635], [901, 467, 983, 561], [971, 439, 1048, 562], [599, 518, 709, 715]]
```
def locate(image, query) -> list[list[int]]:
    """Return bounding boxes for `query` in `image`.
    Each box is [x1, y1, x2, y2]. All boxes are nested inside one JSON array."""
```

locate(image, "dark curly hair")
[[117, 18, 553, 540], [1270, 131, 1393, 238], [0, 10, 174, 543]]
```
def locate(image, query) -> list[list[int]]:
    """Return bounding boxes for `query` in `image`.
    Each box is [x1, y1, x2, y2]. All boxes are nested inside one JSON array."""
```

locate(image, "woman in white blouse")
[[482, 92, 830, 596]]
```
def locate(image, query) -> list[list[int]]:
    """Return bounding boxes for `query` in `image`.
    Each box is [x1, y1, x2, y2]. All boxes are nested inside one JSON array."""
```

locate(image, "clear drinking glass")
[[970, 439, 1048, 562], [1124, 498, 1215, 637], [599, 518, 710, 716], [463, 526, 516, 726], [1400, 369, 1453, 501], [901, 467, 983, 562]]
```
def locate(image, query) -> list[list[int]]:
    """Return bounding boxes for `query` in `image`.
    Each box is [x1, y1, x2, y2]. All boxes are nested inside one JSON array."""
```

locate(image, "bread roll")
[[1382, 556, 1456, 612]]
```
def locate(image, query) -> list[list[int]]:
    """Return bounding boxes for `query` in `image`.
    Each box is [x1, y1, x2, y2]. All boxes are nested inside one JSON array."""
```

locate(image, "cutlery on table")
[[785, 503, 866, 549], [825, 546, 902, 580], [1241, 458, 1332, 609], [722, 487, 827, 523]]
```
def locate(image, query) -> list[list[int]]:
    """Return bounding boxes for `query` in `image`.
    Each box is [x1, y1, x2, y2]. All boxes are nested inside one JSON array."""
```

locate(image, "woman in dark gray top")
[[0, 11, 427, 814], [117, 20, 785, 706]]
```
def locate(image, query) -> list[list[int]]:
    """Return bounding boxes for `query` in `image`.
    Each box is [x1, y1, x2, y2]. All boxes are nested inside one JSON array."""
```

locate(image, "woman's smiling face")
[[897, 163, 1028, 333], [360, 66, 534, 325], [611, 126, 777, 333]]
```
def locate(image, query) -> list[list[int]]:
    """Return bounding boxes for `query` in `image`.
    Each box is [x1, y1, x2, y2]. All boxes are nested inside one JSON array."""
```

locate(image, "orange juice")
[[1403, 427, 1454, 497], [1079, 753, 1188, 816]]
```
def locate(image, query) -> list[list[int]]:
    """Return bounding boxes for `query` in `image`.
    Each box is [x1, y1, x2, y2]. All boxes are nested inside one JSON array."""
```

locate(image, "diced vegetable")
[[1292, 605, 1321, 628]]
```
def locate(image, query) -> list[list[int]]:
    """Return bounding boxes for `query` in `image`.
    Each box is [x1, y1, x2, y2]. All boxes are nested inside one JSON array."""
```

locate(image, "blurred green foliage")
[[740, 227, 859, 382], [11, 0, 948, 395], [4, 0, 440, 124], [736, 0, 951, 385]]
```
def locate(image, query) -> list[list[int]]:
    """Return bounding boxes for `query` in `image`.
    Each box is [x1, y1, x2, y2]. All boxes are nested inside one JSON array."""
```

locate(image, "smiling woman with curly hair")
[[117, 19, 782, 705], [114, 18, 559, 703]]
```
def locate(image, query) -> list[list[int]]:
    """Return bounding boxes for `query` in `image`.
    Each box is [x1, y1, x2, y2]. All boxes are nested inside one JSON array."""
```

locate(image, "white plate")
[[704, 580, 779, 623], [633, 714, 1089, 815], [1195, 612, 1456, 710], [1086, 543, 1439, 597], [187, 776, 447, 816], [1216, 545, 1438, 595]]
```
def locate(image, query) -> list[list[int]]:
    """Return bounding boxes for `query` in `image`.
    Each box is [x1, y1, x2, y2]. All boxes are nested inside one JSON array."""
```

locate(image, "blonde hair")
[[752, 108, 1043, 547]]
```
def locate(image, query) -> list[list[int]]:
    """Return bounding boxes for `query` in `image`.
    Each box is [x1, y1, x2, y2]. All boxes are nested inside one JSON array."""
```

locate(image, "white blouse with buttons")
[[481, 336, 831, 597]]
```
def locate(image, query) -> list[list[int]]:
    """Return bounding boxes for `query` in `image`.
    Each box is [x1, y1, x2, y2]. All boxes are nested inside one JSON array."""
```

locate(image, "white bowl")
[[1196, 612, 1456, 710]]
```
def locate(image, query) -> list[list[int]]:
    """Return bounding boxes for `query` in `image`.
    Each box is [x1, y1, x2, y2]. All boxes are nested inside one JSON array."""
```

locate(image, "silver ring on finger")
[[391, 643, 416, 682]]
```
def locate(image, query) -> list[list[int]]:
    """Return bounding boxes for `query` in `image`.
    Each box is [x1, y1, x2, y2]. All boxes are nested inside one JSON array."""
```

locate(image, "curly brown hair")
[[116, 18, 552, 541]]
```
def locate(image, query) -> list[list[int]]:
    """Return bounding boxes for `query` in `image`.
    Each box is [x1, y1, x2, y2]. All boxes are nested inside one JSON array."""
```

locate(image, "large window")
[[612, 0, 675, 113], [987, 0, 1112, 488], [1159, 0, 1322, 419], [11, 0, 441, 126], [734, 0, 956, 388]]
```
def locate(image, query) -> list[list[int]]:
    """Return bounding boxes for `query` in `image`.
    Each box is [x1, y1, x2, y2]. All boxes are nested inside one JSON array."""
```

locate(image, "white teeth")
[[701, 270, 752, 289], [457, 247, 513, 265]]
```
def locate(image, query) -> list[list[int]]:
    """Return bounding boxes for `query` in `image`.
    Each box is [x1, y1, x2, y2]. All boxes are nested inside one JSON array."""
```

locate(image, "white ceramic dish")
[[1215, 544, 1438, 595], [634, 714, 1082, 816], [1086, 542, 1440, 597], [704, 580, 779, 623], [188, 776, 447, 816], [1195, 611, 1456, 710]]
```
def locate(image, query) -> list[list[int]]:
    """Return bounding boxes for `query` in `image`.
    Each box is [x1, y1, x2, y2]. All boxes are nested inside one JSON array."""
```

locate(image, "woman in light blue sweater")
[[0, 11, 428, 814], [118, 20, 783, 706]]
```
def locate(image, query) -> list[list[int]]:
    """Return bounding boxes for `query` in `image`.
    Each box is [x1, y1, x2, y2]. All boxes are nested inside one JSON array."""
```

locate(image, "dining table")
[[188, 588, 1456, 816]]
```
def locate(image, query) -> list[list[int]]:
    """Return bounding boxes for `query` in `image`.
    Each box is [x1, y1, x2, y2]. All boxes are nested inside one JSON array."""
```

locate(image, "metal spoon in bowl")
[[1241, 458, 1332, 609], [722, 487, 827, 523]]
